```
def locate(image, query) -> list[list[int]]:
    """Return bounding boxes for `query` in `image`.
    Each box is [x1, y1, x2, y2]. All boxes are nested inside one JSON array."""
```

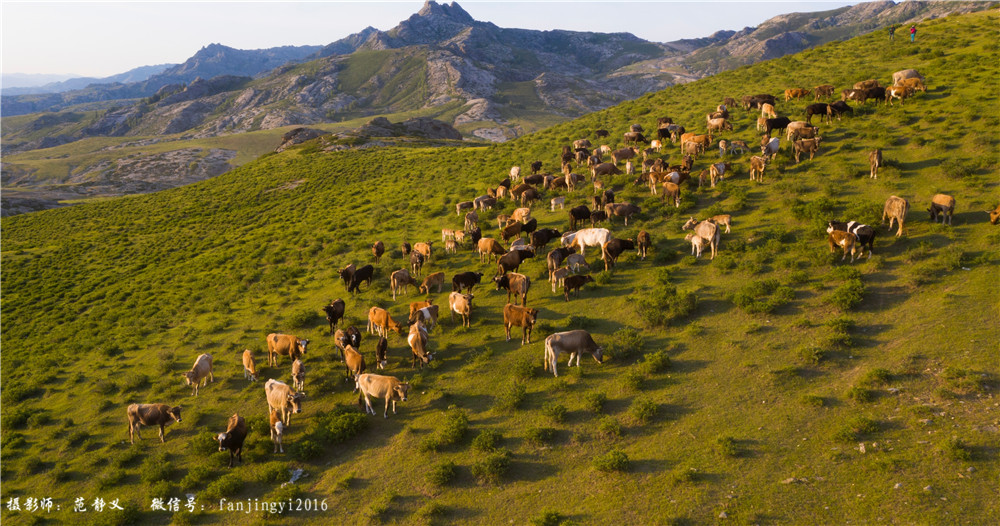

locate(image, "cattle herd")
[[127, 67, 999, 467]]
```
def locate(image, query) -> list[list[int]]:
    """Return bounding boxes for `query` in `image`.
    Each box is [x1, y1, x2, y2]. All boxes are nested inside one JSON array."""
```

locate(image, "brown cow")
[[343, 345, 366, 387], [793, 137, 822, 162], [413, 242, 433, 262], [372, 241, 384, 263], [637, 230, 651, 260], [814, 84, 835, 99], [563, 274, 595, 301], [269, 410, 284, 453], [494, 272, 530, 306], [408, 299, 434, 324], [449, 292, 474, 327], [869, 149, 883, 179], [216, 413, 247, 468], [407, 322, 432, 368], [368, 307, 404, 337], [182, 353, 214, 396], [784, 88, 811, 101], [419, 272, 445, 294], [266, 333, 308, 367], [242, 349, 258, 382], [291, 358, 306, 392], [828, 230, 858, 262], [750, 155, 767, 182], [390, 268, 419, 300], [929, 194, 956, 225], [990, 205, 1000, 225], [478, 238, 506, 263], [883, 196, 909, 237], [322, 299, 346, 335], [503, 304, 539, 345], [127, 403, 182, 444], [356, 373, 410, 418], [611, 147, 640, 165], [265, 379, 303, 426]]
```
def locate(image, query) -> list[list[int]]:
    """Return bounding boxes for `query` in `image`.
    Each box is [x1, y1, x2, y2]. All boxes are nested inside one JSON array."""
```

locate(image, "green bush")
[[139, 454, 173, 484], [941, 437, 973, 461], [607, 328, 645, 362], [471, 449, 512, 485], [826, 279, 865, 311], [526, 427, 556, 446], [494, 382, 527, 412], [585, 392, 607, 414], [798, 346, 828, 365], [801, 394, 825, 407], [542, 403, 567, 424], [847, 385, 876, 404], [618, 368, 645, 392], [593, 448, 630, 472], [472, 429, 503, 452], [97, 468, 127, 490], [716, 436, 741, 457], [629, 398, 658, 424], [634, 284, 697, 327], [512, 358, 535, 381], [729, 279, 795, 314], [834, 417, 880, 442], [426, 461, 457, 486], [4, 407, 31, 429], [290, 438, 324, 461], [438, 408, 470, 446], [598, 417, 623, 439], [531, 509, 568, 526], [201, 473, 244, 501], [861, 368, 892, 386]]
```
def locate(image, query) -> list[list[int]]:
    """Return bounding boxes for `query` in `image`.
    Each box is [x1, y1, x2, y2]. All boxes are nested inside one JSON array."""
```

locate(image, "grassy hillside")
[[2, 9, 998, 525]]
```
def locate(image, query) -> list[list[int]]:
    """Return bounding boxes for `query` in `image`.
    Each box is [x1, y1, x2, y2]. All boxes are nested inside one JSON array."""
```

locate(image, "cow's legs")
[[158, 424, 165, 442]]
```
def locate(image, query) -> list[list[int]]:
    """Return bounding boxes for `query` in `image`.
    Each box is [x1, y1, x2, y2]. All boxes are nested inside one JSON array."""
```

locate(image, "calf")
[[709, 162, 731, 188], [563, 274, 595, 301], [827, 230, 858, 263], [269, 409, 285, 453], [929, 194, 956, 225], [371, 241, 384, 264], [503, 304, 539, 345], [550, 267, 572, 294], [292, 358, 305, 391], [449, 292, 474, 327], [750, 155, 767, 182], [456, 201, 474, 215], [242, 349, 258, 382], [343, 345, 367, 386], [793, 137, 822, 163], [760, 103, 777, 119], [784, 88, 811, 101], [390, 268, 419, 300], [602, 238, 635, 270], [347, 264, 375, 294], [419, 271, 445, 294], [494, 272, 531, 306], [761, 136, 780, 160], [414, 242, 433, 262], [531, 160, 543, 174], [356, 373, 410, 418], [681, 217, 720, 259], [551, 196, 565, 211], [547, 246, 576, 279], [322, 299, 346, 335], [710, 214, 733, 234], [401, 242, 411, 256], [409, 251, 425, 276], [216, 413, 247, 468], [452, 271, 484, 293], [501, 221, 523, 245], [566, 253, 588, 272], [543, 330, 603, 377], [338, 263, 356, 290], [883, 196, 909, 237], [375, 337, 388, 370], [265, 379, 304, 426], [814, 84, 835, 99], [368, 307, 404, 338], [637, 230, 651, 260], [827, 221, 875, 258], [605, 203, 641, 226], [885, 85, 914, 106], [267, 333, 308, 367], [182, 353, 214, 396], [127, 403, 182, 444]]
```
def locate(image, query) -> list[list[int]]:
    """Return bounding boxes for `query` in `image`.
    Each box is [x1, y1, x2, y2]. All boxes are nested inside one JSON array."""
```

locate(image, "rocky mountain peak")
[[416, 1, 475, 24], [391, 1, 477, 45]]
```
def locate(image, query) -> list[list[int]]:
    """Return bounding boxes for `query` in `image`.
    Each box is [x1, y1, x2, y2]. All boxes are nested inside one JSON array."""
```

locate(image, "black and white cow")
[[827, 221, 875, 259]]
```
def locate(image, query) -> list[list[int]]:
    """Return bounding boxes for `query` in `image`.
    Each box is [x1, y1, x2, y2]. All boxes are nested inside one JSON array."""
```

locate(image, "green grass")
[[1, 10, 999, 525]]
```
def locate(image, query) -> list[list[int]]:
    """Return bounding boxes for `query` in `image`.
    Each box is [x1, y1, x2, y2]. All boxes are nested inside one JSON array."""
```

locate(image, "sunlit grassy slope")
[[1, 9, 998, 526]]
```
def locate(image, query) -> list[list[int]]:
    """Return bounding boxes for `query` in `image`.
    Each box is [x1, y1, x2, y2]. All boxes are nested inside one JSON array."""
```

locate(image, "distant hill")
[[1, 64, 176, 96]]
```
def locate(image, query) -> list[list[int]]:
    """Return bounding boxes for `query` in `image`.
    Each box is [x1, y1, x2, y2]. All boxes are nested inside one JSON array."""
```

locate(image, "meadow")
[[1, 9, 998, 525]]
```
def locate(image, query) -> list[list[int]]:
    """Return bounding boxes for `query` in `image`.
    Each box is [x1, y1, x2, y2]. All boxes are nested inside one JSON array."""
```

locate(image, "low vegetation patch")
[[593, 448, 630, 472], [728, 279, 795, 314]]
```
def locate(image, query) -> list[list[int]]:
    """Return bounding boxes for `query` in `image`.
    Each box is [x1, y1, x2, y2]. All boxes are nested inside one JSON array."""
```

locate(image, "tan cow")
[[292, 359, 305, 391], [368, 307, 404, 337], [242, 349, 258, 382], [269, 409, 285, 453], [356, 373, 411, 418], [929, 194, 955, 225], [265, 379, 303, 426], [406, 321, 432, 368], [390, 268, 418, 300], [750, 155, 767, 182], [709, 162, 731, 188], [710, 214, 732, 234], [883, 196, 909, 237], [503, 304, 539, 345], [478, 238, 506, 263], [413, 242, 433, 262], [814, 84, 835, 99], [760, 103, 777, 118], [869, 149, 883, 179], [828, 230, 858, 262], [419, 272, 445, 294], [183, 353, 214, 396], [449, 292, 474, 327], [511, 207, 532, 223], [793, 137, 822, 162], [681, 217, 720, 260], [127, 403, 182, 444], [784, 88, 811, 101], [266, 333, 308, 367], [543, 330, 604, 377], [343, 345, 366, 386], [684, 233, 709, 258]]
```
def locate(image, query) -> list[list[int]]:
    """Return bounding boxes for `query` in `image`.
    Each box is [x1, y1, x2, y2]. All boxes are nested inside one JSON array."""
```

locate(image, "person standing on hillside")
[[909, 24, 917, 42], [888, 24, 896, 40]]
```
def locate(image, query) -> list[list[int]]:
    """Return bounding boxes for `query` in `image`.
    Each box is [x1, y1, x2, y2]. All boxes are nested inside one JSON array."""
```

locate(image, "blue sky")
[[1, 1, 859, 77]]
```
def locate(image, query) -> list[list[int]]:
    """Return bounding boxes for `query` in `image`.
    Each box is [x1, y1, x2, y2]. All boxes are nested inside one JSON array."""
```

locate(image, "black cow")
[[497, 248, 534, 276], [764, 117, 792, 135], [400, 242, 411, 256], [828, 100, 853, 120], [452, 271, 484, 293], [530, 228, 561, 250], [521, 218, 538, 236], [348, 265, 375, 294], [467, 227, 482, 247], [569, 205, 591, 230], [805, 103, 830, 124], [217, 414, 248, 468], [530, 161, 543, 174], [601, 238, 636, 270], [590, 210, 608, 227], [322, 299, 346, 335]]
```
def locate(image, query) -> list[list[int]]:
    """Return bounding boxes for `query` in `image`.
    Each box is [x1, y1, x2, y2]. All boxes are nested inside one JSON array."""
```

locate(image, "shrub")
[[716, 436, 741, 457], [471, 449, 511, 485], [634, 284, 697, 327], [826, 279, 865, 311], [139, 454, 172, 484], [472, 429, 503, 452], [4, 407, 31, 429], [847, 385, 876, 404], [364, 491, 396, 523], [438, 408, 470, 446], [728, 279, 795, 314], [181, 465, 214, 490], [290, 438, 324, 461], [201, 473, 244, 501], [531, 509, 568, 526], [120, 372, 149, 393], [426, 461, 457, 486], [584, 392, 607, 413], [189, 430, 220, 456], [99, 501, 143, 526], [798, 346, 827, 365], [598, 417, 623, 439], [512, 358, 535, 381], [416, 502, 447, 522], [618, 368, 645, 392], [834, 417, 879, 442], [287, 308, 319, 329], [21, 456, 44, 475], [494, 382, 527, 412], [593, 448, 630, 472], [801, 394, 825, 407], [861, 368, 892, 386], [941, 437, 973, 461], [543, 403, 567, 424], [324, 411, 368, 443], [526, 427, 556, 446], [97, 468, 127, 490], [629, 398, 657, 424], [606, 328, 645, 362]]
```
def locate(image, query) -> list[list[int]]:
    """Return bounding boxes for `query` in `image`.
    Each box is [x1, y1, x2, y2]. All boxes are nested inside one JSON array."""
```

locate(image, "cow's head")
[[394, 383, 411, 402], [526, 309, 540, 325], [593, 347, 605, 364], [297, 339, 309, 355], [289, 393, 304, 414], [182, 371, 196, 386], [826, 222, 836, 234], [169, 406, 182, 423], [217, 431, 231, 450]]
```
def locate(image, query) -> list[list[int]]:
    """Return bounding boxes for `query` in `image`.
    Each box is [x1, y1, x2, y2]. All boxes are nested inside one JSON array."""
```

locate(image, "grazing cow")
[[827, 221, 875, 258], [550, 267, 572, 294], [374, 337, 388, 370], [216, 414, 247, 468], [718, 139, 729, 158], [756, 116, 769, 132], [750, 155, 767, 182], [368, 307, 404, 338], [265, 379, 304, 426], [419, 271, 445, 294], [764, 117, 792, 136], [372, 241, 384, 263], [543, 330, 603, 377], [854, 79, 881, 90], [637, 230, 651, 260], [497, 247, 534, 276], [344, 326, 362, 350], [661, 181, 681, 207], [338, 263, 356, 290], [511, 207, 532, 223], [784, 88, 811, 101], [897, 77, 926, 93], [929, 194, 956, 225], [761, 137, 780, 160], [989, 205, 1000, 225], [869, 150, 883, 179], [547, 246, 576, 279], [343, 345, 366, 386], [390, 268, 419, 300], [452, 271, 484, 293], [347, 264, 375, 294], [267, 334, 308, 367], [591, 162, 622, 180], [892, 69, 924, 86], [682, 217, 720, 259], [707, 117, 733, 133], [356, 373, 410, 418], [494, 272, 530, 306], [623, 132, 647, 146], [861, 86, 886, 105], [827, 230, 858, 263], [269, 410, 284, 453], [413, 242, 433, 263], [563, 274, 595, 301], [242, 349, 259, 382], [449, 292, 474, 327], [569, 205, 592, 230], [574, 139, 592, 150], [531, 160, 543, 174], [814, 84, 835, 99], [612, 147, 640, 165], [590, 210, 609, 228], [729, 140, 749, 155], [565, 253, 588, 272], [883, 196, 909, 237], [828, 100, 853, 120], [409, 251, 425, 276], [408, 300, 434, 325], [510, 166, 521, 182], [595, 129, 609, 139], [126, 403, 182, 444], [475, 196, 497, 211], [709, 162, 731, 188], [602, 238, 635, 270], [322, 299, 346, 335], [572, 228, 612, 258], [501, 221, 524, 245], [290, 358, 305, 391], [805, 103, 831, 125], [885, 85, 914, 106], [551, 196, 565, 211], [605, 203, 641, 226], [684, 232, 709, 258], [456, 201, 474, 216], [464, 211, 479, 231], [445, 239, 457, 254], [760, 103, 777, 119], [531, 228, 561, 250], [709, 214, 732, 234], [786, 121, 818, 141], [793, 137, 823, 162], [503, 304, 539, 345], [413, 304, 440, 330], [520, 187, 541, 207], [401, 242, 411, 256]]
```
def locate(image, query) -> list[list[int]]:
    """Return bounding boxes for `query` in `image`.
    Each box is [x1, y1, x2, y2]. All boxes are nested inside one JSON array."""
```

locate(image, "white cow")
[[571, 228, 612, 258], [356, 373, 411, 418]]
